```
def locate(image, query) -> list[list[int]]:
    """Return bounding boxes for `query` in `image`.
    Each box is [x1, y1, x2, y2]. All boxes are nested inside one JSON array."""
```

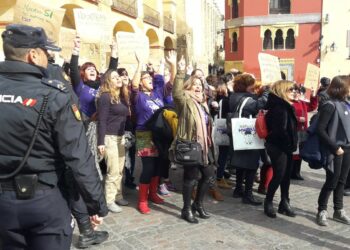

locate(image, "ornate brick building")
[[225, 0, 322, 83]]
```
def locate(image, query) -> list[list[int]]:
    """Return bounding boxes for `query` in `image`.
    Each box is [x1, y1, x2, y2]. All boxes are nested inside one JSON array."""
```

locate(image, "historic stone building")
[[0, 0, 223, 75], [225, 0, 322, 83]]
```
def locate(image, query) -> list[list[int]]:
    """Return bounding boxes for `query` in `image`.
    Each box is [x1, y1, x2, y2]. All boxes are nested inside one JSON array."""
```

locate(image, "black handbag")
[[174, 139, 203, 166]]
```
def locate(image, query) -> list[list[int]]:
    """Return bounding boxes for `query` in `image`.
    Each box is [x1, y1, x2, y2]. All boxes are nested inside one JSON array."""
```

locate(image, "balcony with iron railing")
[[111, 0, 138, 18], [143, 4, 160, 27], [163, 16, 174, 34]]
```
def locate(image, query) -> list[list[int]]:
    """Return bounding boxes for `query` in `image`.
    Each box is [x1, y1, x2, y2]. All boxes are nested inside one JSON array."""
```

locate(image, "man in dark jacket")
[[0, 24, 108, 250], [317, 77, 330, 108]]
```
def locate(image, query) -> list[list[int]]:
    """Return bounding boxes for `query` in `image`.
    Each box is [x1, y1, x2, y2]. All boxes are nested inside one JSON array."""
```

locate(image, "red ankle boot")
[[149, 176, 164, 204], [138, 184, 151, 214]]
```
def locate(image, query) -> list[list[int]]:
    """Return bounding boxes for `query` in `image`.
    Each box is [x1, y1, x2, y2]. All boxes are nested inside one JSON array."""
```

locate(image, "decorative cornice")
[[226, 13, 321, 28]]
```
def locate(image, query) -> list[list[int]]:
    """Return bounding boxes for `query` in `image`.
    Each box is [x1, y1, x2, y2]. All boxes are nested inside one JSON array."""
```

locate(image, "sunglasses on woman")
[[288, 87, 298, 92]]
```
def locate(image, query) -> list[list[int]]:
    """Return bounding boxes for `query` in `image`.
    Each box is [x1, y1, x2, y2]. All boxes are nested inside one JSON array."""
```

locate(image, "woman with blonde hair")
[[171, 57, 216, 223], [264, 80, 298, 218], [97, 70, 130, 213]]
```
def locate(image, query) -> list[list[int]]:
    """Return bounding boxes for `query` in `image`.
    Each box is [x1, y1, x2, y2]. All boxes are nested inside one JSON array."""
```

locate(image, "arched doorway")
[[164, 36, 174, 50], [113, 21, 135, 35]]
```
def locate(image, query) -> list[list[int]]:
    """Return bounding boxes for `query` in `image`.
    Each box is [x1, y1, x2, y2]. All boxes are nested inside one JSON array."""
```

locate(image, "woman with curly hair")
[[229, 74, 268, 206], [97, 70, 130, 213]]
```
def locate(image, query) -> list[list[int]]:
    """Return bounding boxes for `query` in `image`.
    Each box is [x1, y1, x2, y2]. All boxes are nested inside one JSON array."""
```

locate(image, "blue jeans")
[[217, 146, 230, 179]]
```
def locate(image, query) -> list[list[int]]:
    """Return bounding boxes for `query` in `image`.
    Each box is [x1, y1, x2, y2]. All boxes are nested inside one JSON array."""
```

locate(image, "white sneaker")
[[316, 210, 328, 226], [333, 209, 350, 225], [108, 203, 122, 213]]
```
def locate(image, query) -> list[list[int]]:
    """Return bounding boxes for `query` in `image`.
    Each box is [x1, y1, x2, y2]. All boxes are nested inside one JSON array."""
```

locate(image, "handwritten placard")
[[79, 43, 102, 72], [13, 0, 66, 43], [258, 53, 282, 85], [73, 9, 112, 43], [58, 27, 76, 62], [304, 63, 320, 92], [116, 32, 150, 64]]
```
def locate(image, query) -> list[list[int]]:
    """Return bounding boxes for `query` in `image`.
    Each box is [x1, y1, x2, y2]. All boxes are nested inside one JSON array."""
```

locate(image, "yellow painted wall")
[[224, 60, 244, 73]]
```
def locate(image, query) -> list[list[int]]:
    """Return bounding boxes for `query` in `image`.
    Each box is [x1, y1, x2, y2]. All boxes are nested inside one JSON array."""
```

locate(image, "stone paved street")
[[71, 161, 350, 250]]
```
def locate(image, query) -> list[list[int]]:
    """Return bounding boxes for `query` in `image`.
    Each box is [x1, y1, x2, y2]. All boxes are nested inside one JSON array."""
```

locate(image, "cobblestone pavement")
[[71, 160, 350, 250]]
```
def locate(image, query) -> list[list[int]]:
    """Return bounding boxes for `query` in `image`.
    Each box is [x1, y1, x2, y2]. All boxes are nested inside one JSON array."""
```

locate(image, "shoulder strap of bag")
[[218, 99, 223, 119], [0, 95, 49, 180], [238, 97, 251, 118]]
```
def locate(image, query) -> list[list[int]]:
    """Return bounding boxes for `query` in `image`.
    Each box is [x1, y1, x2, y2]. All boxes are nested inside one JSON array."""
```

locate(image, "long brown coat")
[[169, 72, 214, 164]]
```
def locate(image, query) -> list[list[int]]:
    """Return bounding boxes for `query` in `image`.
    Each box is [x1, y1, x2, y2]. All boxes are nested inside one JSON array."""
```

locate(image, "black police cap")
[[2, 24, 61, 52]]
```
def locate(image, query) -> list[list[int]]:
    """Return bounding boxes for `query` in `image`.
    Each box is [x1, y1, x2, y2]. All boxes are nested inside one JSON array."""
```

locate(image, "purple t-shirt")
[[132, 75, 172, 130], [73, 80, 98, 118]]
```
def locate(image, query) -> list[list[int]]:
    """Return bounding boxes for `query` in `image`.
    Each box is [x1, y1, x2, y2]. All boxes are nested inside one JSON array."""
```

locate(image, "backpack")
[[299, 113, 327, 170], [145, 106, 178, 159], [255, 110, 268, 139]]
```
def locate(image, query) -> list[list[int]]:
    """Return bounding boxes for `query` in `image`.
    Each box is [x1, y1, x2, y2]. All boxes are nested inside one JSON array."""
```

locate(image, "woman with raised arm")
[[69, 36, 118, 121], [131, 51, 177, 214], [170, 56, 216, 224]]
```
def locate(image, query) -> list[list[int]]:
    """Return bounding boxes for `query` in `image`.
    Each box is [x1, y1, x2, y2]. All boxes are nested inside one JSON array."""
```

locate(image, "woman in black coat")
[[229, 74, 268, 206], [316, 75, 350, 226], [264, 80, 298, 218]]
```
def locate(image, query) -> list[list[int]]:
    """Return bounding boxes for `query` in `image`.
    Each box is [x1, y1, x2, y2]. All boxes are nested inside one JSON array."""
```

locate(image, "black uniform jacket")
[[0, 60, 108, 217]]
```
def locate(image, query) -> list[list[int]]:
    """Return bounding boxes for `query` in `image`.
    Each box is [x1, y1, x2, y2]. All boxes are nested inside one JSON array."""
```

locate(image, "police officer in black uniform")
[[46, 57, 109, 248], [0, 24, 108, 250]]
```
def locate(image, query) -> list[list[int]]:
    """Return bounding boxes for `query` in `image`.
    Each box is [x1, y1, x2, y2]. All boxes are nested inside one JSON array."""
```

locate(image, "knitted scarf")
[[186, 91, 209, 165]]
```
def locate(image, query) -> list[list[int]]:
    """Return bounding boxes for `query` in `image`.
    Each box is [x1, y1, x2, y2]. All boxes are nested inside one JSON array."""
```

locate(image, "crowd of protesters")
[[1, 23, 350, 250], [61, 36, 350, 227]]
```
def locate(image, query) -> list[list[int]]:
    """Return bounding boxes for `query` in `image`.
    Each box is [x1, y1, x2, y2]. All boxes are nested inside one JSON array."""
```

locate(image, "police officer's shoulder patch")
[[41, 78, 68, 93], [71, 104, 82, 121]]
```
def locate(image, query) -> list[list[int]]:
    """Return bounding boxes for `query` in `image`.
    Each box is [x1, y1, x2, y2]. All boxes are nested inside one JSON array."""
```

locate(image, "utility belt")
[[0, 174, 52, 200]]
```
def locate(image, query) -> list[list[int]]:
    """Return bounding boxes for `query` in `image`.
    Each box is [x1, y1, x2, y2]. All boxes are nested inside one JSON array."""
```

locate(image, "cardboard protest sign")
[[73, 9, 112, 43], [304, 63, 320, 92], [258, 53, 282, 85], [58, 27, 76, 62], [13, 0, 66, 43], [116, 32, 150, 64], [79, 43, 102, 72]]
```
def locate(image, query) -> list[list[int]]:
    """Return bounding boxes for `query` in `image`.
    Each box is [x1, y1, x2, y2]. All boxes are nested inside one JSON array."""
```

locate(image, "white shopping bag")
[[213, 100, 230, 146], [231, 98, 265, 150]]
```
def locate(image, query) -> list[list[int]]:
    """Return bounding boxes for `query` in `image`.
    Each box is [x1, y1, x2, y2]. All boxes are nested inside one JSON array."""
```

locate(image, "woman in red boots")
[[131, 52, 177, 214]]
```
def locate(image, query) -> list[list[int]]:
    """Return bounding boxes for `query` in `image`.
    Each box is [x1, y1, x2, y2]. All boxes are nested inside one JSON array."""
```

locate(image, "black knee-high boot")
[[192, 177, 211, 219], [291, 159, 304, 180], [242, 169, 262, 206], [181, 179, 198, 223], [233, 168, 244, 198]]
